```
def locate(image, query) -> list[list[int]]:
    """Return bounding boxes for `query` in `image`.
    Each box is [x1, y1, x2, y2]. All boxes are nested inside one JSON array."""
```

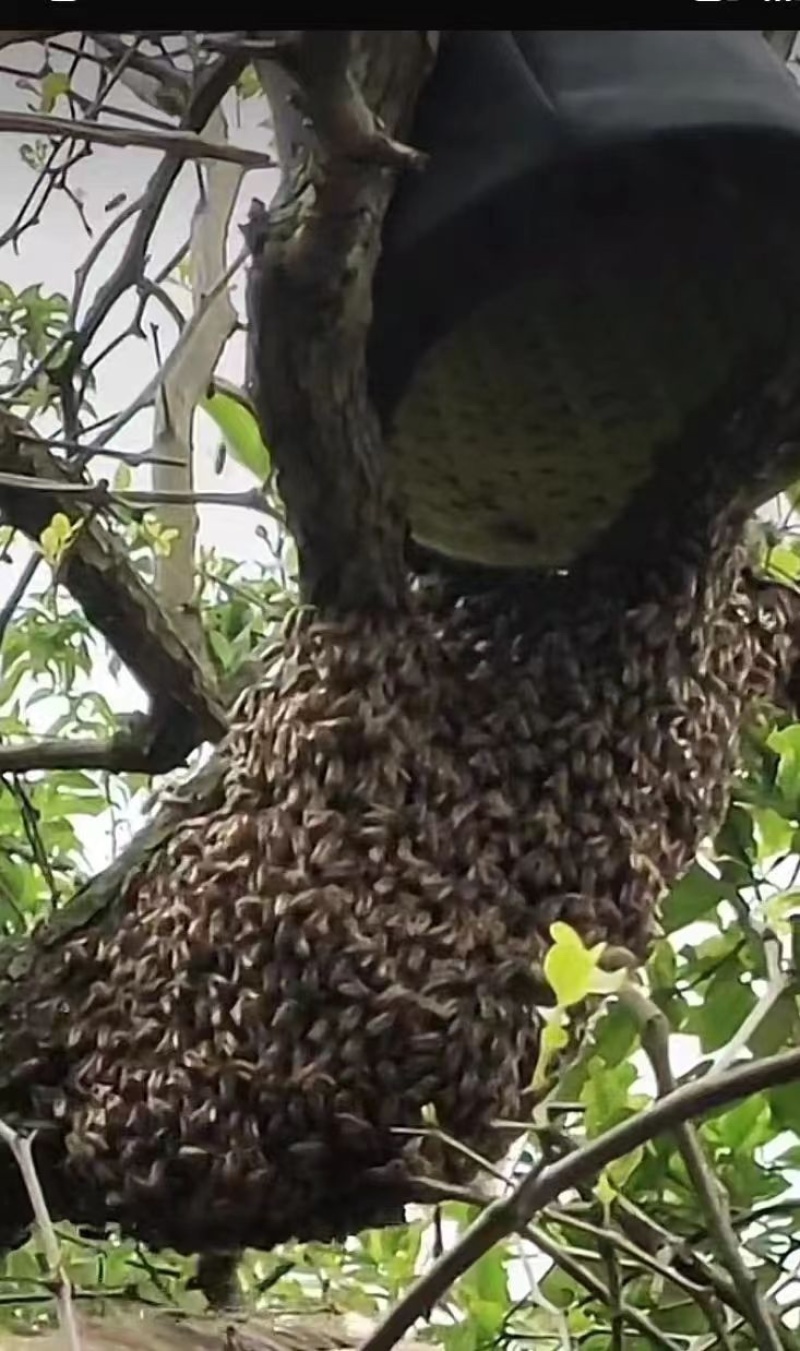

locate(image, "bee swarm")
[[0, 485, 795, 1257]]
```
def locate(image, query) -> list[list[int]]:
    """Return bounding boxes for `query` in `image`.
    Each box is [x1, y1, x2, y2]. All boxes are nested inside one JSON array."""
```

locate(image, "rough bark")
[[246, 32, 437, 612]]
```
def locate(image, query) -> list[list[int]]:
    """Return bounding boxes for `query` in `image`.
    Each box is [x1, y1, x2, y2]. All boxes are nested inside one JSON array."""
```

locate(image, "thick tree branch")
[[247, 31, 438, 612], [765, 31, 797, 60], [149, 103, 245, 658], [0, 1310, 435, 1351], [288, 31, 428, 170], [0, 717, 199, 776], [0, 412, 227, 769], [0, 746, 226, 990]]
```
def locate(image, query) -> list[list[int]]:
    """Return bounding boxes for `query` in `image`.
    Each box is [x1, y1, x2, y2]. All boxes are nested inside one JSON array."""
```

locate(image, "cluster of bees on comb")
[[1, 422, 799, 1258]]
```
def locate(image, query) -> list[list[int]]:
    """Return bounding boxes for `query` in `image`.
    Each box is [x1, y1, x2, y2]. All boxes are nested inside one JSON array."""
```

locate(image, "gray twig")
[[620, 985, 784, 1351], [0, 1118, 82, 1351], [357, 1046, 800, 1351], [0, 109, 271, 167]]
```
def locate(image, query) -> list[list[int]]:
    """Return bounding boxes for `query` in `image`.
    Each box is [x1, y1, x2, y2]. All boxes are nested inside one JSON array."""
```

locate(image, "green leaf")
[[715, 803, 757, 867], [647, 938, 677, 992], [662, 864, 728, 934], [199, 382, 271, 480], [606, 1143, 644, 1190], [237, 65, 262, 100], [769, 1081, 800, 1135], [543, 921, 622, 1007], [208, 627, 235, 672], [592, 1004, 639, 1066], [40, 71, 71, 114], [767, 724, 800, 808], [764, 541, 800, 585], [748, 991, 800, 1058], [457, 1246, 510, 1335], [39, 511, 82, 567], [544, 922, 602, 1007], [532, 1009, 569, 1089], [580, 1057, 641, 1137], [440, 1324, 479, 1351], [704, 1093, 770, 1153], [595, 1144, 645, 1206], [688, 970, 755, 1053], [113, 462, 133, 492], [752, 804, 796, 861]]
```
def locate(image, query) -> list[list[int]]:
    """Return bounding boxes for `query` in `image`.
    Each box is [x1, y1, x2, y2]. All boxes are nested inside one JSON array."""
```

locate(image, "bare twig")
[[83, 244, 249, 450], [620, 984, 784, 1351], [0, 1118, 81, 1351], [389, 1124, 510, 1190], [0, 50, 89, 253], [357, 1046, 800, 1351], [544, 1206, 709, 1301], [525, 1223, 681, 1350], [0, 553, 42, 646], [61, 52, 245, 386], [609, 1191, 789, 1344], [545, 1204, 739, 1344], [90, 34, 190, 113], [0, 110, 271, 167], [22, 433, 182, 468], [0, 468, 277, 516], [69, 195, 144, 327], [7, 776, 59, 907], [2, 53, 245, 412]]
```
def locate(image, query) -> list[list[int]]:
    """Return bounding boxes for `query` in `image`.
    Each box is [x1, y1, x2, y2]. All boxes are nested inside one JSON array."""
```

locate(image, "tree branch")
[[524, 1222, 680, 1350], [621, 985, 783, 1351], [247, 31, 438, 612], [0, 465, 279, 517], [0, 1119, 81, 1351], [148, 101, 245, 658], [0, 412, 227, 769], [0, 715, 198, 777], [358, 1046, 800, 1351], [0, 32, 65, 51], [0, 110, 270, 167], [62, 51, 246, 384]]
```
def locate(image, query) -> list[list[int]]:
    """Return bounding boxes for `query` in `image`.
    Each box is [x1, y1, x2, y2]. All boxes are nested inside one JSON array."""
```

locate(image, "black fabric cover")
[[369, 31, 800, 420]]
